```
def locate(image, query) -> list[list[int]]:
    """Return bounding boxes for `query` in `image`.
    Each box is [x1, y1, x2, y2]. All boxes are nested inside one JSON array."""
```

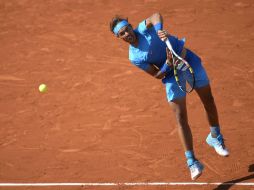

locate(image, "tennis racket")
[[165, 39, 195, 93]]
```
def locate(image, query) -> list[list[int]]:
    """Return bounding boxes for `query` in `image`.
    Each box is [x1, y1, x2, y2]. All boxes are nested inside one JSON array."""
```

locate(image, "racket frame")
[[165, 39, 195, 93]]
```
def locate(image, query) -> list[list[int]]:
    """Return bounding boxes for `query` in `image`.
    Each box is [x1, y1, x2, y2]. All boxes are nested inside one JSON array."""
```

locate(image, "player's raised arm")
[[145, 12, 163, 29], [146, 13, 169, 41]]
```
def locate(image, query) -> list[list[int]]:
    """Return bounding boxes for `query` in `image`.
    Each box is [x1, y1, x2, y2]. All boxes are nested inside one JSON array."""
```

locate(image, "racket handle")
[[165, 39, 173, 51]]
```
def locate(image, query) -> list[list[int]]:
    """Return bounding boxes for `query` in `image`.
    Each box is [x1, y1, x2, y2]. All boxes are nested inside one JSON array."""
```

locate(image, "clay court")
[[0, 0, 254, 189]]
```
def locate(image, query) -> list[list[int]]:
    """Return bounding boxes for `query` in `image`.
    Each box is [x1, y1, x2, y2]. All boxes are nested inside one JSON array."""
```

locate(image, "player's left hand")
[[166, 47, 174, 68], [157, 30, 169, 41]]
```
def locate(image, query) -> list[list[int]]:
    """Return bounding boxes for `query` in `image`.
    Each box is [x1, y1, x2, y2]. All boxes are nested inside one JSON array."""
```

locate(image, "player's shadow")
[[213, 164, 254, 190]]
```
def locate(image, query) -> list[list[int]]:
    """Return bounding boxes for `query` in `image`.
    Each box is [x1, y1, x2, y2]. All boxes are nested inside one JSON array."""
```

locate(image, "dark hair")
[[109, 15, 128, 34]]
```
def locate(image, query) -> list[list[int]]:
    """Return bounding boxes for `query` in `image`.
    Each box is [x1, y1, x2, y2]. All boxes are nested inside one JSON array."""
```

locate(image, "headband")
[[113, 20, 129, 36]]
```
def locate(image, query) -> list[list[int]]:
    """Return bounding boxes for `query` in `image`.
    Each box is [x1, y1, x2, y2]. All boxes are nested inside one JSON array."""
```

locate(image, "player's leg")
[[169, 97, 192, 151], [195, 84, 219, 133], [186, 49, 222, 137], [185, 48, 229, 156], [195, 84, 229, 156], [164, 77, 203, 180], [169, 97, 203, 180]]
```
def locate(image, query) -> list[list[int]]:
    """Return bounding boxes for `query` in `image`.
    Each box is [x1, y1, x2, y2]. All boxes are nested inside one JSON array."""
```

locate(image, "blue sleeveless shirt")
[[129, 20, 185, 71]]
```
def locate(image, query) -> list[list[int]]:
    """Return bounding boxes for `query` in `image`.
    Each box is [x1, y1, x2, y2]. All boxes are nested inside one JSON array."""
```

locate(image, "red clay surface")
[[0, 0, 254, 190]]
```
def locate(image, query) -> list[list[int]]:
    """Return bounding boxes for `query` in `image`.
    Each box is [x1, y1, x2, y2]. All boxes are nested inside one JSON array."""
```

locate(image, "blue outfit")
[[129, 20, 209, 101]]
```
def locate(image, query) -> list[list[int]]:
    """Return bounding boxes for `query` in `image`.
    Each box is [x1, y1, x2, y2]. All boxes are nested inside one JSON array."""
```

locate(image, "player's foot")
[[206, 133, 229, 157], [189, 160, 204, 180]]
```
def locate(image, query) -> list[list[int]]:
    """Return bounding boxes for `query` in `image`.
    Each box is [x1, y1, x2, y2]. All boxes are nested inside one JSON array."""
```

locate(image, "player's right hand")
[[157, 30, 169, 41]]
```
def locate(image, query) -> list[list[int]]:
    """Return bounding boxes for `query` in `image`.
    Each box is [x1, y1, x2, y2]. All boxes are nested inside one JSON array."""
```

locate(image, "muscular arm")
[[143, 48, 173, 79], [145, 13, 163, 29], [140, 13, 169, 79], [145, 64, 167, 79]]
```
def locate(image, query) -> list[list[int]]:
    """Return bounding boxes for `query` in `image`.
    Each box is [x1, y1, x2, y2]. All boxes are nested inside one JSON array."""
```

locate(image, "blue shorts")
[[162, 49, 210, 102]]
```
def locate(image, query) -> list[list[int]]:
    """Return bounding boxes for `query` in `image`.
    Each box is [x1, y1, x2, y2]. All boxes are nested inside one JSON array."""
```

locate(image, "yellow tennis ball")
[[39, 84, 47, 93]]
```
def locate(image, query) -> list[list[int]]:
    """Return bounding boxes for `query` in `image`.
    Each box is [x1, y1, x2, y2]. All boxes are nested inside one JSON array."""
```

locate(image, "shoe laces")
[[216, 135, 226, 149], [189, 161, 200, 172], [190, 164, 197, 172]]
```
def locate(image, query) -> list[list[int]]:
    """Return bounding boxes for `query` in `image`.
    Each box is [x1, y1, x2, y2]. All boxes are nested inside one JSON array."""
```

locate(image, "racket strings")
[[167, 42, 195, 93], [177, 67, 195, 92]]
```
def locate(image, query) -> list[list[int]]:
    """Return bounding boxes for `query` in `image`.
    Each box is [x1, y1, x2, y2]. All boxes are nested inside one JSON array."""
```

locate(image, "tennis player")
[[109, 13, 229, 180]]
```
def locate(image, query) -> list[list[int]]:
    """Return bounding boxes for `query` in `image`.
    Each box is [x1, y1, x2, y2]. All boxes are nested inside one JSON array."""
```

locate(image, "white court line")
[[0, 182, 253, 186]]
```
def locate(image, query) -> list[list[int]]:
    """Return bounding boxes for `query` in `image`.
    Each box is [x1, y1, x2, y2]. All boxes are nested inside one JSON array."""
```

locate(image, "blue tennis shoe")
[[206, 133, 229, 157], [189, 160, 204, 180]]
